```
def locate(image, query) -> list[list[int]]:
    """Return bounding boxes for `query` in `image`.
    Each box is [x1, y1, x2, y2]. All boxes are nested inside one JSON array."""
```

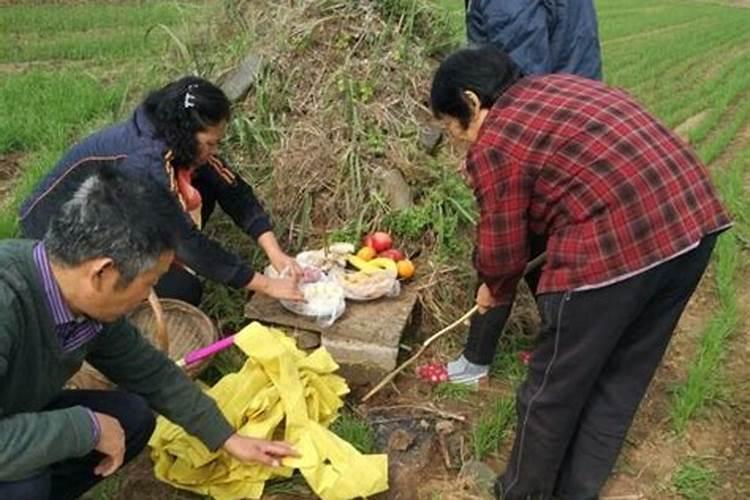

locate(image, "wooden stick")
[[361, 251, 547, 403], [438, 432, 452, 469], [367, 403, 467, 422], [361, 306, 478, 402]]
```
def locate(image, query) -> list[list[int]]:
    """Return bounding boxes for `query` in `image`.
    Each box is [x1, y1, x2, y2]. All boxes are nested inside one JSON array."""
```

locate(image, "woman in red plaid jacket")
[[430, 45, 731, 500]]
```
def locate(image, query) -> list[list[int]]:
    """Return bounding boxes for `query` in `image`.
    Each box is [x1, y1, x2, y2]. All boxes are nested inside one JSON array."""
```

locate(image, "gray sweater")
[[0, 240, 234, 481]]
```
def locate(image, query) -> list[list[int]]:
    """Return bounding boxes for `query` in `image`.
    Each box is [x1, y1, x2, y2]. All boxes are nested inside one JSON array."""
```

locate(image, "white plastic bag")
[[331, 268, 401, 301], [265, 265, 346, 327]]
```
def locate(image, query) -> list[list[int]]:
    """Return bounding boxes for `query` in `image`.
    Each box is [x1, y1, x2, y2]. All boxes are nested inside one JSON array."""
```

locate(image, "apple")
[[378, 248, 405, 261], [369, 231, 393, 253], [362, 234, 376, 249]]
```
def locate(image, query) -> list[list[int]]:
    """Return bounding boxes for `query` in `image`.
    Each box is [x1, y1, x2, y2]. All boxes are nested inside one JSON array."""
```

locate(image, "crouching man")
[[0, 164, 295, 500]]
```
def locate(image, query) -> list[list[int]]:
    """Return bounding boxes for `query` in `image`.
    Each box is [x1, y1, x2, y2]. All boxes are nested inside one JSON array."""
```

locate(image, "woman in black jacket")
[[20, 76, 302, 305]]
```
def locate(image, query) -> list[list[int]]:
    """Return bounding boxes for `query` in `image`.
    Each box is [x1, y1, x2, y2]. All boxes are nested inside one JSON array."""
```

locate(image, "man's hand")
[[223, 434, 298, 467], [93, 412, 125, 477], [475, 283, 499, 313]]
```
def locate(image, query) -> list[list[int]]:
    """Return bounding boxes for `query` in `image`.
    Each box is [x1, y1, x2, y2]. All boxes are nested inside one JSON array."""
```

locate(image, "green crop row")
[[0, 3, 191, 34], [1, 26, 178, 64]]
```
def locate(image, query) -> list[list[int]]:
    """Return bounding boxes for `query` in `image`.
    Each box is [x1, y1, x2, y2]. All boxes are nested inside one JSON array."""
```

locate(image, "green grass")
[[433, 382, 473, 402], [0, 0, 211, 240], [471, 397, 515, 460], [490, 333, 532, 385], [384, 162, 476, 259], [429, 0, 464, 42], [670, 148, 750, 433], [672, 460, 719, 500], [330, 412, 376, 454], [1, 28, 176, 63], [374, 0, 460, 55], [0, 70, 125, 154], [0, 4, 187, 34]]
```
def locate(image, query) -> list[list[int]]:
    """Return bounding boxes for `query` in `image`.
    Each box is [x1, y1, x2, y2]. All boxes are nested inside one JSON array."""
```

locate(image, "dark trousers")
[[0, 390, 155, 500], [495, 234, 717, 500], [464, 232, 547, 365], [155, 265, 203, 306]]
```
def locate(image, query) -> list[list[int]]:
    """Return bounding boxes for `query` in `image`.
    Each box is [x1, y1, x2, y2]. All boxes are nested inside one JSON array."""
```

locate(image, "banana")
[[347, 255, 382, 274], [368, 257, 398, 277]]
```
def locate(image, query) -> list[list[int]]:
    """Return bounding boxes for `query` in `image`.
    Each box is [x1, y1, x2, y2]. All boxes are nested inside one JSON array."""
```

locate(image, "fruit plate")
[[331, 268, 400, 302]]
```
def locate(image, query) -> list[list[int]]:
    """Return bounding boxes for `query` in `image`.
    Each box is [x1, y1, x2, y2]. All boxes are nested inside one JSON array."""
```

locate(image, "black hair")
[[45, 165, 181, 287], [143, 76, 231, 168], [430, 45, 522, 128]]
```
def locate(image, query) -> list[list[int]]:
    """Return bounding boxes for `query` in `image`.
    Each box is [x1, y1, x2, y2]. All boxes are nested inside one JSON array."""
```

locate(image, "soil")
[[98, 254, 750, 500]]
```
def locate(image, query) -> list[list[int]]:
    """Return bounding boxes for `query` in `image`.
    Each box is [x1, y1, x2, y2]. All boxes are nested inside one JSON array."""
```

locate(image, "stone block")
[[245, 286, 419, 384], [218, 54, 263, 102]]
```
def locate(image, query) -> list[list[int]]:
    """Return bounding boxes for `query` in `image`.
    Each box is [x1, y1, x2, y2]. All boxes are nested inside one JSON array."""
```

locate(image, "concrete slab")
[[245, 286, 419, 384]]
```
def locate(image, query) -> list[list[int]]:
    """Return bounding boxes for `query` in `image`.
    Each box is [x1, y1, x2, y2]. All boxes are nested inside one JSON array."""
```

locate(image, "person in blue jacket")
[[465, 0, 602, 80], [20, 76, 303, 306]]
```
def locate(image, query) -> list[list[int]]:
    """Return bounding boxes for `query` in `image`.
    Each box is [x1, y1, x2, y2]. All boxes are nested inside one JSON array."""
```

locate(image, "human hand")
[[475, 283, 498, 313], [223, 434, 298, 467], [270, 252, 303, 280], [93, 412, 125, 477], [248, 273, 304, 302]]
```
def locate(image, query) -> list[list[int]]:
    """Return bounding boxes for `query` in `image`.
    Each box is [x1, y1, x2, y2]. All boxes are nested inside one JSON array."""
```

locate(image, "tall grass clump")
[[671, 148, 749, 432]]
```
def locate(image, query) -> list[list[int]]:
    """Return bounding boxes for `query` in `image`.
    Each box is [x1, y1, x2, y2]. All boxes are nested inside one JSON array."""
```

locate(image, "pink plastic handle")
[[183, 335, 236, 366]]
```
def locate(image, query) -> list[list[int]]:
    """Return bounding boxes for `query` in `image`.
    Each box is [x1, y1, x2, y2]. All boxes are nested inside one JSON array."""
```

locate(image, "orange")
[[397, 259, 415, 279], [356, 246, 377, 261]]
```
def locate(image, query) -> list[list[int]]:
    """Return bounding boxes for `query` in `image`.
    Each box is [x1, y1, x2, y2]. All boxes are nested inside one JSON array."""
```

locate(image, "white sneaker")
[[446, 355, 489, 385]]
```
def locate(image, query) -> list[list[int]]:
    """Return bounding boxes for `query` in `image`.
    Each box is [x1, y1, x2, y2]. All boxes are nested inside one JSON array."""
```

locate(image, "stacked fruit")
[[354, 231, 415, 280]]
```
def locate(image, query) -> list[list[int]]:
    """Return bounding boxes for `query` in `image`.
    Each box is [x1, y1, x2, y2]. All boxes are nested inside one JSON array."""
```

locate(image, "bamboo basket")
[[67, 291, 220, 390]]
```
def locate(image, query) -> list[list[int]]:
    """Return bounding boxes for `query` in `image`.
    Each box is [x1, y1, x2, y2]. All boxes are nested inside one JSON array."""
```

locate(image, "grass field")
[[0, 0, 213, 237], [1, 0, 748, 498]]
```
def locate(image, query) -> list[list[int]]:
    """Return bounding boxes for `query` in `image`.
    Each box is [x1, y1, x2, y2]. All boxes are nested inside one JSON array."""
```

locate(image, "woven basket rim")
[[129, 298, 218, 330], [128, 298, 219, 370], [71, 299, 220, 389]]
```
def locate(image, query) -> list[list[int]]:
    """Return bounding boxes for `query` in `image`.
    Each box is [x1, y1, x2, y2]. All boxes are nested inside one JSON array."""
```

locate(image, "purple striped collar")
[[33, 243, 103, 351]]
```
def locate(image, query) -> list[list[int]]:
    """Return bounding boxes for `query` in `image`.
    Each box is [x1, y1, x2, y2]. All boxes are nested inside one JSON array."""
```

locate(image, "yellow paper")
[[149, 322, 389, 499]]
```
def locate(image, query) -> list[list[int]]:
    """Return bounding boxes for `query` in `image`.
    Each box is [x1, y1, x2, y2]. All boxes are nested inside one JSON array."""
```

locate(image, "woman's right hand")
[[247, 273, 304, 302]]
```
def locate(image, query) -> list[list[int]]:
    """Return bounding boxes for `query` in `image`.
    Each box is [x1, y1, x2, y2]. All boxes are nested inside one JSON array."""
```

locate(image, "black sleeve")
[[173, 210, 255, 289], [147, 156, 256, 289], [193, 157, 273, 240]]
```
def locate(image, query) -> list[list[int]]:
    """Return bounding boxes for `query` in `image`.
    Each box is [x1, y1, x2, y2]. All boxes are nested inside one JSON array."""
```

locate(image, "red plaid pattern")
[[468, 75, 731, 303]]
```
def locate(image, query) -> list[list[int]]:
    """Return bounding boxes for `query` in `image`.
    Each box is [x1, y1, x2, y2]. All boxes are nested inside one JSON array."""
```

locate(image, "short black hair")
[[430, 45, 521, 128], [143, 76, 231, 168], [45, 165, 181, 287]]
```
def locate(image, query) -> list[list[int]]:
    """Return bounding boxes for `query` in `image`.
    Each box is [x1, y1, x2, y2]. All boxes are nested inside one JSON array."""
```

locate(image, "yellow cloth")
[[149, 322, 389, 499]]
